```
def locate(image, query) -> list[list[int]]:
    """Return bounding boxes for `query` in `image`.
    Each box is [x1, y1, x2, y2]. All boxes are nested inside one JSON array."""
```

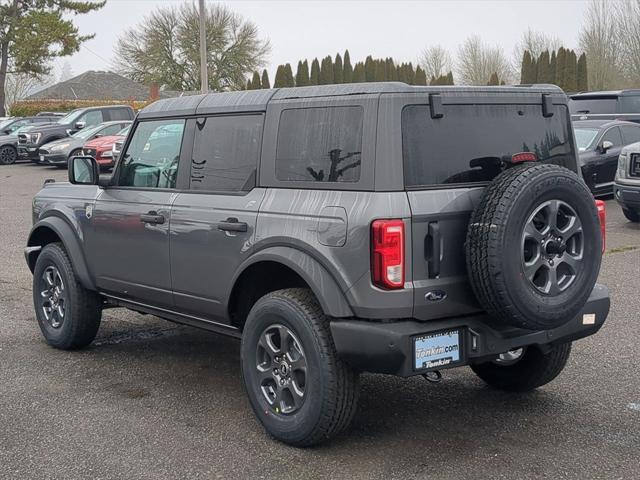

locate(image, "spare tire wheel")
[[466, 163, 602, 331]]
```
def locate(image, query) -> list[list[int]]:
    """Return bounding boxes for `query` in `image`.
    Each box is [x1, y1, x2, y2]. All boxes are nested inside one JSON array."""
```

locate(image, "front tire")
[[240, 288, 359, 447], [33, 243, 102, 349], [0, 145, 17, 165], [622, 208, 640, 223], [470, 343, 572, 392]]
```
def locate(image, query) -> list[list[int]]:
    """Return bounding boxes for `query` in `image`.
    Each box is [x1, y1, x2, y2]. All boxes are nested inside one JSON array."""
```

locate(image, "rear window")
[[569, 97, 617, 115], [402, 104, 576, 188], [275, 106, 363, 183]]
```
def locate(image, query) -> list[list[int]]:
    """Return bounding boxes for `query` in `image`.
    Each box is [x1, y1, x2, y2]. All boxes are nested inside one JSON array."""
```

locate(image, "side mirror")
[[601, 140, 614, 153], [74, 121, 86, 130], [94, 133, 103, 138], [68, 156, 99, 185]]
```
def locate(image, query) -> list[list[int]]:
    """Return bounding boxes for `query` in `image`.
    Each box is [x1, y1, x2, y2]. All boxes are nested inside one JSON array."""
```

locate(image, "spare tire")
[[466, 163, 602, 331]]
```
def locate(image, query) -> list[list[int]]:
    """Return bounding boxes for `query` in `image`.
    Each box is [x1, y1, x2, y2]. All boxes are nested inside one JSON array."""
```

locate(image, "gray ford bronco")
[[25, 83, 610, 446]]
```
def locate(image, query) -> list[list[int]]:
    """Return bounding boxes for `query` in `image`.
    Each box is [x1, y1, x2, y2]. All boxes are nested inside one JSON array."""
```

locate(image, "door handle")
[[218, 217, 248, 233], [140, 211, 165, 224], [426, 222, 441, 278]]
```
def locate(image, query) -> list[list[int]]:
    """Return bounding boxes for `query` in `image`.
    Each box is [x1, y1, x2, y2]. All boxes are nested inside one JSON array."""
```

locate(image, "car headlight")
[[617, 154, 628, 180], [30, 133, 41, 144], [50, 143, 69, 152]]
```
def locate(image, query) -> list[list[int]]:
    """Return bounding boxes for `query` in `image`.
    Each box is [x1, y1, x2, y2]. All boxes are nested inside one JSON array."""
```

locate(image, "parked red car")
[[82, 125, 130, 169]]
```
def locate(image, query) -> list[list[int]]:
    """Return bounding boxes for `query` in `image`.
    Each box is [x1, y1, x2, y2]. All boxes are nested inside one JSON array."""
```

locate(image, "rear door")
[[169, 114, 265, 323], [400, 96, 577, 320]]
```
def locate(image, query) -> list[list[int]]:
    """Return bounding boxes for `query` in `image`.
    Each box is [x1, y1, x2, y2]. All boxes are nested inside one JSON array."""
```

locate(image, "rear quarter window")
[[402, 104, 577, 188], [275, 106, 363, 183]]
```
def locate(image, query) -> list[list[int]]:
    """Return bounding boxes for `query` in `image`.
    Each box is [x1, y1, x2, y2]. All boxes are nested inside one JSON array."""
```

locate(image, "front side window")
[[275, 106, 363, 183], [78, 110, 103, 127], [574, 128, 599, 151], [190, 115, 263, 192], [601, 127, 622, 146], [621, 125, 640, 144], [117, 119, 185, 189], [402, 104, 576, 187]]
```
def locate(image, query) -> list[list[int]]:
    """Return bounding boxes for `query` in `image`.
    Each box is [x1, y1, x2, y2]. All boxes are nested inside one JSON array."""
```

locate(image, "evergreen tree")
[[283, 63, 295, 87], [446, 71, 454, 85], [310, 58, 320, 85], [374, 60, 386, 81], [537, 50, 550, 84], [550, 51, 557, 86], [387, 58, 398, 81], [273, 65, 286, 87], [397, 64, 406, 83], [415, 65, 427, 85], [334, 53, 343, 83], [245, 78, 252, 90], [520, 51, 532, 84], [487, 72, 500, 85], [295, 60, 309, 86], [404, 62, 416, 85], [353, 62, 366, 82], [577, 53, 588, 91], [320, 55, 334, 84], [261, 69, 270, 89], [365, 55, 375, 82], [343, 50, 353, 83], [564, 50, 578, 92], [251, 71, 261, 89], [556, 47, 566, 90]]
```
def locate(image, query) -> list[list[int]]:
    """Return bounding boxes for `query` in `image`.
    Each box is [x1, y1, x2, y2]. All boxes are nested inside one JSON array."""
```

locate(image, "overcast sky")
[[60, 0, 589, 80]]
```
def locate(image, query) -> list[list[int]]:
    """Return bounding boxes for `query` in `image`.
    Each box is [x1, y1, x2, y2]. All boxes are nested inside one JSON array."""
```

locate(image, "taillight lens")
[[371, 219, 405, 289], [511, 152, 538, 163], [595, 200, 606, 253]]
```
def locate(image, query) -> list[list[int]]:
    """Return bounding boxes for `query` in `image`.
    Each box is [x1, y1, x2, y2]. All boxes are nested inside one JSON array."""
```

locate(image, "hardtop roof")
[[137, 82, 566, 119]]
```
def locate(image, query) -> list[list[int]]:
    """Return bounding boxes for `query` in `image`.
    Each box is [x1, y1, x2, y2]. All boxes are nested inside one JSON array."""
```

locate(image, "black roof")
[[138, 82, 565, 119]]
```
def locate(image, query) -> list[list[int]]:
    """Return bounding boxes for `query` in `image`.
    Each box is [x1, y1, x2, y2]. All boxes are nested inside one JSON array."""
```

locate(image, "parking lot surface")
[[1, 163, 639, 480]]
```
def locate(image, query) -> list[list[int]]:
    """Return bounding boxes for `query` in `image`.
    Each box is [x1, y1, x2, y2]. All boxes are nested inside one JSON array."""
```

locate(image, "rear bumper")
[[330, 284, 610, 377], [614, 181, 640, 209]]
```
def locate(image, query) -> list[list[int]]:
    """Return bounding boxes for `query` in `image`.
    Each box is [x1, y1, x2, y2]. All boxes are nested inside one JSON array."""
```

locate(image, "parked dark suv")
[[18, 105, 135, 162], [25, 84, 610, 446], [570, 90, 640, 123]]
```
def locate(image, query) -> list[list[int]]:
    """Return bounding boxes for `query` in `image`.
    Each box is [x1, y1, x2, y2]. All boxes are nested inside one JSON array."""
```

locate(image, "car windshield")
[[574, 128, 599, 151], [117, 125, 131, 136], [0, 118, 15, 130], [56, 109, 83, 125], [72, 124, 104, 140], [14, 125, 34, 134]]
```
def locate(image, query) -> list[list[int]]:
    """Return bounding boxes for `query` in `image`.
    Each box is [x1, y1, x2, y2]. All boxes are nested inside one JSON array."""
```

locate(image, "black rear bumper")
[[330, 284, 610, 377]]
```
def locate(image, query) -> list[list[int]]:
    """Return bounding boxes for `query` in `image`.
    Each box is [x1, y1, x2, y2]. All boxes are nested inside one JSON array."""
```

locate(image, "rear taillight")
[[371, 219, 405, 289], [511, 152, 538, 163], [595, 200, 606, 253]]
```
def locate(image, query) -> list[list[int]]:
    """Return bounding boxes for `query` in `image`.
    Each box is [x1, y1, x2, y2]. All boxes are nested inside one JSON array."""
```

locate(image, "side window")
[[78, 110, 103, 127], [190, 115, 263, 192], [6, 120, 26, 133], [275, 106, 363, 183], [99, 124, 125, 136], [620, 125, 640, 144], [601, 127, 622, 146], [106, 108, 133, 121], [117, 119, 185, 189]]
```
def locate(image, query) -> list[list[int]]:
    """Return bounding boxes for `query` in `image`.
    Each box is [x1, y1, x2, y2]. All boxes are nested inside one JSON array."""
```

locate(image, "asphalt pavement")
[[0, 163, 638, 479]]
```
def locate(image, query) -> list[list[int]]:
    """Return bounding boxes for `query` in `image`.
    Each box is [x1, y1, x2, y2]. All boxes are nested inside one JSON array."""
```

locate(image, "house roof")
[[27, 71, 157, 101]]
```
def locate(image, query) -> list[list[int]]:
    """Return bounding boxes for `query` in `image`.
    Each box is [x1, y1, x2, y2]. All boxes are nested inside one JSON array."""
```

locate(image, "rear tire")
[[622, 208, 640, 223], [33, 243, 102, 349], [0, 145, 17, 165], [470, 343, 572, 392], [241, 288, 359, 447]]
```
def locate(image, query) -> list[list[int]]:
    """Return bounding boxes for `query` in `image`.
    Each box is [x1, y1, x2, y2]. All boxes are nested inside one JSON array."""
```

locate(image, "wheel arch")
[[227, 246, 353, 330], [26, 216, 95, 291]]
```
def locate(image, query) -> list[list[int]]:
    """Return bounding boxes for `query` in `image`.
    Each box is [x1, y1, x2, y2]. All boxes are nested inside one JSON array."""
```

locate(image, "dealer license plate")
[[39, 155, 44, 162], [414, 329, 462, 370]]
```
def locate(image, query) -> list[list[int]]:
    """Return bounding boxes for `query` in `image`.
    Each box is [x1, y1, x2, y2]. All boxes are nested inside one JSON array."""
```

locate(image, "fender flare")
[[230, 246, 354, 318], [26, 216, 96, 291]]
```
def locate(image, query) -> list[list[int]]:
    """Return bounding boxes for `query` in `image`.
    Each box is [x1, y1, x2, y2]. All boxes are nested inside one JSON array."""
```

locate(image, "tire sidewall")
[[241, 295, 327, 444], [497, 169, 601, 328]]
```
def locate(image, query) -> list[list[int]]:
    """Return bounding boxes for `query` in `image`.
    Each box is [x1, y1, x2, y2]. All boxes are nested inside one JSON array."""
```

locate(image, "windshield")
[[117, 125, 131, 136], [56, 109, 83, 125], [14, 125, 34, 134], [0, 118, 14, 130], [72, 124, 104, 140], [573, 128, 599, 151]]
